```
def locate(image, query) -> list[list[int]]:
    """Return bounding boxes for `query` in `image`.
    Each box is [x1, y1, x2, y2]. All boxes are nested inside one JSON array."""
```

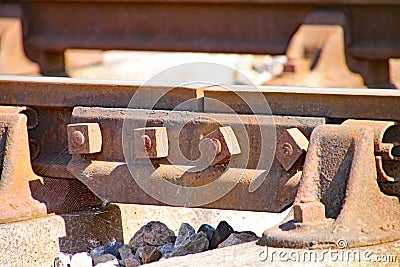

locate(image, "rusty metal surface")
[[0, 1, 397, 86], [67, 122, 102, 154], [0, 76, 204, 180], [2, 76, 400, 116], [0, 3, 39, 75], [276, 128, 308, 171], [133, 127, 169, 159], [0, 106, 47, 223], [0, 76, 204, 108], [2, 76, 400, 185], [265, 14, 366, 88], [204, 85, 400, 120], [66, 106, 324, 212], [259, 120, 400, 249]]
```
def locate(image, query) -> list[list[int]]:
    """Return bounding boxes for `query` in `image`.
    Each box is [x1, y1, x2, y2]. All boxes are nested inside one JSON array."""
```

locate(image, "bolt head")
[[67, 123, 102, 154], [276, 128, 309, 171], [282, 142, 293, 156], [71, 130, 85, 147], [201, 126, 240, 166], [133, 127, 168, 158], [142, 135, 152, 150], [201, 138, 222, 155]]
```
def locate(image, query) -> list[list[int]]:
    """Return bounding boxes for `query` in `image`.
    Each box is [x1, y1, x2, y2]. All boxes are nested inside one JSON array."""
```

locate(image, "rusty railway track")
[[1, 0, 400, 87], [0, 75, 400, 255], [2, 76, 400, 182], [1, 0, 400, 265]]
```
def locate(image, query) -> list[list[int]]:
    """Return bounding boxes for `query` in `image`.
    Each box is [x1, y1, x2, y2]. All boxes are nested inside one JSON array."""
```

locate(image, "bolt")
[[67, 123, 102, 154], [142, 135, 152, 150], [71, 130, 85, 147], [282, 142, 293, 156], [202, 138, 222, 155], [199, 126, 240, 166], [276, 128, 309, 171], [133, 127, 168, 158]]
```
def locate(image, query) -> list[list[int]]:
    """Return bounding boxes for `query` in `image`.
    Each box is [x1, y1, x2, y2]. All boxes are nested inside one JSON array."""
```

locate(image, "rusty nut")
[[133, 127, 168, 158], [200, 126, 241, 166], [276, 128, 309, 171], [293, 201, 326, 223], [67, 123, 102, 154]]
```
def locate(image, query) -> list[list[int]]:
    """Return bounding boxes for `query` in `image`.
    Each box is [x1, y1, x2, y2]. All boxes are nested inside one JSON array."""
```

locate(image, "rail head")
[[1, 75, 400, 120]]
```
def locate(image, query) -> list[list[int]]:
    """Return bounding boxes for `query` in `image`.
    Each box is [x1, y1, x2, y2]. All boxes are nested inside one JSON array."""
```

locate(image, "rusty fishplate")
[[66, 106, 324, 212], [65, 107, 400, 248]]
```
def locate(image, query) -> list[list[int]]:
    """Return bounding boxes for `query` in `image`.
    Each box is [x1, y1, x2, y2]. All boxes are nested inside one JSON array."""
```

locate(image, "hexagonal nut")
[[276, 128, 309, 171], [67, 123, 102, 154], [294, 201, 326, 223], [134, 127, 168, 158], [201, 126, 241, 166]]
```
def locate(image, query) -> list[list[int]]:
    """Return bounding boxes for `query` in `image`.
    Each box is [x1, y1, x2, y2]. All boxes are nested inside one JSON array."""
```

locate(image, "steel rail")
[[1, 76, 400, 120], [1, 0, 397, 87]]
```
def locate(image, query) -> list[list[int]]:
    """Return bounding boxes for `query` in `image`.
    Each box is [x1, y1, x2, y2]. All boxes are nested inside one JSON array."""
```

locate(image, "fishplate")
[[67, 106, 325, 212]]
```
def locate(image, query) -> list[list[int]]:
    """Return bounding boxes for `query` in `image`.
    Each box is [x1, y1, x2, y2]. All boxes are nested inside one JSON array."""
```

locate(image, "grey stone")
[[209, 221, 234, 249], [0, 215, 65, 267], [124, 255, 142, 267], [70, 252, 93, 267], [142, 245, 162, 264], [135, 246, 143, 260], [118, 244, 134, 261], [128, 221, 176, 252], [170, 232, 209, 257], [90, 246, 105, 259], [217, 232, 259, 248], [156, 243, 174, 257], [105, 240, 122, 259], [197, 224, 215, 242], [174, 223, 195, 247], [93, 254, 118, 265]]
